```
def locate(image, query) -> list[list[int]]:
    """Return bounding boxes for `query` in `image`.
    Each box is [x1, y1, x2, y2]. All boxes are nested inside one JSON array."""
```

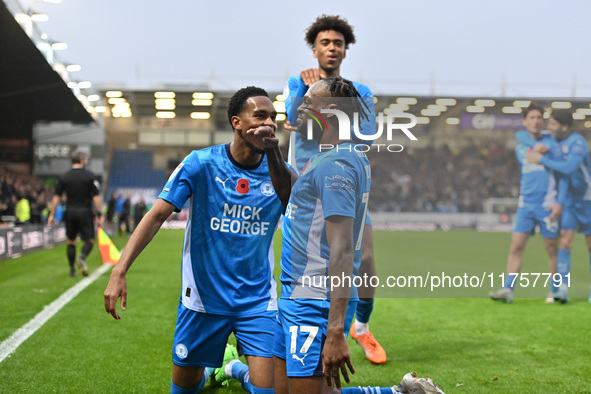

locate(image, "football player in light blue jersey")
[[490, 103, 568, 303], [525, 109, 591, 303], [283, 14, 386, 366], [256, 78, 444, 394], [104, 87, 284, 394]]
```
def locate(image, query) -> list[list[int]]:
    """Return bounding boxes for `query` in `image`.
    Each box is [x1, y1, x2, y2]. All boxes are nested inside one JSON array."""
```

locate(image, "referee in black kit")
[[48, 149, 103, 277]]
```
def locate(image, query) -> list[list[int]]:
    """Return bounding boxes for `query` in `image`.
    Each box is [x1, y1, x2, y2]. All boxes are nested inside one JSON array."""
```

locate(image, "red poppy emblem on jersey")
[[236, 178, 250, 194]]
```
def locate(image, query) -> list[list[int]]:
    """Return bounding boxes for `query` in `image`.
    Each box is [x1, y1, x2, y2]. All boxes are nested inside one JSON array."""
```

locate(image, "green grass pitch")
[[1, 230, 591, 392]]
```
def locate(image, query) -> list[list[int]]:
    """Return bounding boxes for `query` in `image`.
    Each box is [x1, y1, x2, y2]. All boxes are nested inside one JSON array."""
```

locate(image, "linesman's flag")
[[97, 227, 121, 265]]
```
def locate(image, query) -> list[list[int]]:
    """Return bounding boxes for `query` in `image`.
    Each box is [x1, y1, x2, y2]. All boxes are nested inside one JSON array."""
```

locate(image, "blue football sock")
[[355, 299, 374, 324], [557, 248, 571, 288], [231, 361, 254, 393], [342, 386, 396, 394], [251, 386, 274, 393], [504, 274, 516, 290]]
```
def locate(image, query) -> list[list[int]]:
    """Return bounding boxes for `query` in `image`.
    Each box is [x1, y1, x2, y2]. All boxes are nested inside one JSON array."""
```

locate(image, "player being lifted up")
[[104, 86, 284, 394], [525, 109, 591, 303], [490, 103, 568, 303], [255, 76, 444, 394], [283, 13, 386, 365]]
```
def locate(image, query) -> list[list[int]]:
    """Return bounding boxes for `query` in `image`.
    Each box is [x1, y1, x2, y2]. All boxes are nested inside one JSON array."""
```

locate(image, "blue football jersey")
[[283, 76, 375, 174], [540, 132, 591, 202], [158, 144, 283, 316], [515, 134, 563, 207], [280, 142, 371, 300]]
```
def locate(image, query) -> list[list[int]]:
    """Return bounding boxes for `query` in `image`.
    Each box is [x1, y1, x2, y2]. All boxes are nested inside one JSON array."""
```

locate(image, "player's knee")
[[249, 370, 274, 389], [509, 242, 525, 255], [559, 238, 573, 250]]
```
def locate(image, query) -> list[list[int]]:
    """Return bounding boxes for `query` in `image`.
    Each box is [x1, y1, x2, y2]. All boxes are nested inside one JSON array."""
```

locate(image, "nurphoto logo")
[[301, 102, 419, 153]]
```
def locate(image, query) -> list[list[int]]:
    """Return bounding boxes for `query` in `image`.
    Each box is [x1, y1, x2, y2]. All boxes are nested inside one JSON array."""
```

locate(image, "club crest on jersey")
[[260, 180, 275, 196], [175, 343, 188, 359], [236, 178, 250, 194]]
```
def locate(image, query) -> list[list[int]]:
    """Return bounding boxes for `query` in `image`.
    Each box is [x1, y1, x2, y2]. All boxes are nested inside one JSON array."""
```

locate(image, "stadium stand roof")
[[0, 2, 93, 138]]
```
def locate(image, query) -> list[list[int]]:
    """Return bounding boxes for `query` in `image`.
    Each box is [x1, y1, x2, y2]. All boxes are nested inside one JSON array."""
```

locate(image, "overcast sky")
[[15, 0, 591, 97]]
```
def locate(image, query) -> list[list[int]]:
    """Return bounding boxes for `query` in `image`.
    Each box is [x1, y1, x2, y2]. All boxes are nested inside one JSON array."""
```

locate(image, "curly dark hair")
[[305, 15, 356, 49], [523, 102, 545, 118], [227, 86, 269, 128], [322, 76, 370, 122]]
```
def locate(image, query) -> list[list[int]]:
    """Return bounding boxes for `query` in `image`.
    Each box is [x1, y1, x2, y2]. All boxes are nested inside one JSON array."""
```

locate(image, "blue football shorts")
[[561, 201, 591, 235], [513, 203, 559, 238], [272, 298, 358, 377], [172, 301, 277, 367]]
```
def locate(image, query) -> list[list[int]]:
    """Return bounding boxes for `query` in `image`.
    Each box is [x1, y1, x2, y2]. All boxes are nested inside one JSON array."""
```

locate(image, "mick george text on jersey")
[[210, 203, 271, 235]]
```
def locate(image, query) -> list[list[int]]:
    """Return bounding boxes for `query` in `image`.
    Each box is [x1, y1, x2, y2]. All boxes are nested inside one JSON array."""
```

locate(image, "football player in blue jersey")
[[104, 86, 284, 394], [525, 109, 591, 303], [283, 14, 386, 366], [490, 104, 568, 303], [256, 77, 444, 394]]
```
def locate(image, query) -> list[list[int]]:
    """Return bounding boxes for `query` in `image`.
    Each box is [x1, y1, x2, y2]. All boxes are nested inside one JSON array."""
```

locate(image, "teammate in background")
[[259, 77, 444, 394], [525, 109, 591, 303], [48, 149, 103, 277], [283, 14, 386, 365], [104, 86, 283, 394], [490, 104, 567, 303]]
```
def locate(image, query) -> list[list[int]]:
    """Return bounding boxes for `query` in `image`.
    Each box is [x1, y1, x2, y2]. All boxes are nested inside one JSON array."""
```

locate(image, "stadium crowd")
[[368, 141, 520, 213], [0, 166, 54, 225], [1, 141, 523, 224]]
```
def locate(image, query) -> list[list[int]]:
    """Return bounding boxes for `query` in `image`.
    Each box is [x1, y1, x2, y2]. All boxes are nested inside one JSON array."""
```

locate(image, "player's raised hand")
[[283, 119, 297, 132], [246, 125, 278, 149], [533, 143, 549, 154], [104, 269, 128, 320], [322, 329, 355, 389], [525, 152, 543, 164], [300, 68, 326, 87]]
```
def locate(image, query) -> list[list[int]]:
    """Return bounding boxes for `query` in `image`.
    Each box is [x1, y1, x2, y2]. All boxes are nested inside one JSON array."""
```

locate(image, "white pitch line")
[[0, 263, 112, 363]]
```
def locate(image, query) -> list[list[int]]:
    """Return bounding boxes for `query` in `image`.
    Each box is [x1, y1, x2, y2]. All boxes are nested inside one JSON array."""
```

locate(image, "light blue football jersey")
[[515, 133, 563, 207], [158, 144, 283, 316], [283, 76, 375, 174], [279, 142, 371, 300], [540, 132, 591, 202]]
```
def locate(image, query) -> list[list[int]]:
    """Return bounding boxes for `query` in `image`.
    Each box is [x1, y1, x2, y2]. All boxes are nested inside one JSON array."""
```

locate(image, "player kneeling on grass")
[[256, 76, 444, 394], [104, 86, 286, 394]]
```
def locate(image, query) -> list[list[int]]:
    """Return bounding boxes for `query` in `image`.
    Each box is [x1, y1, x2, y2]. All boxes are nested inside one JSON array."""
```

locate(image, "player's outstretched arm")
[[103, 198, 176, 320], [322, 215, 355, 389]]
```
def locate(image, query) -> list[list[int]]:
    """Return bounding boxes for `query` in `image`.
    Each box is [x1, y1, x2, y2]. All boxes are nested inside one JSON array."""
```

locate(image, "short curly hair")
[[305, 15, 356, 49], [227, 86, 269, 128], [523, 103, 545, 119]]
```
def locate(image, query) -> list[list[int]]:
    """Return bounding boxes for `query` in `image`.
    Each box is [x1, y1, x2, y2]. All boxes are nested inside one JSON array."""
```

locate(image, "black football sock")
[[67, 245, 76, 267]]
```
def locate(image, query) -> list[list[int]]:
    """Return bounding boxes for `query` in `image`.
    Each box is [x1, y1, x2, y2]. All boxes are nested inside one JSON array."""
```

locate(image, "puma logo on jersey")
[[215, 177, 229, 188], [292, 354, 308, 366], [335, 161, 346, 171]]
